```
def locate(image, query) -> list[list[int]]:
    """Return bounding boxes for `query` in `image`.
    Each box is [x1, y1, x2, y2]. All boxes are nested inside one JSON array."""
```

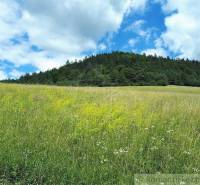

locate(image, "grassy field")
[[0, 84, 200, 184]]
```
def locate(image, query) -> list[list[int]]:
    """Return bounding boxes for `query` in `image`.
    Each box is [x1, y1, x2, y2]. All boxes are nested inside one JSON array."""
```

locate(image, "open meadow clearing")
[[0, 84, 200, 184]]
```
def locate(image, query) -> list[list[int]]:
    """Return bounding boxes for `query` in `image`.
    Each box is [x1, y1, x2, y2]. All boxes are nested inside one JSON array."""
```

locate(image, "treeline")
[[4, 52, 200, 86]]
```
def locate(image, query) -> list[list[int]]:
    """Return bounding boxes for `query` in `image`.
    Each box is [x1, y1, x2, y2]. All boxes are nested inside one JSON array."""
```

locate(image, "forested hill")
[[4, 52, 200, 86]]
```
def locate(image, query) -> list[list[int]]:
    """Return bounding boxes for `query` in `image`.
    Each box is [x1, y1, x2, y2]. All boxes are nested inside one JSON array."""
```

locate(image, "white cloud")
[[128, 38, 138, 47], [130, 0, 148, 11], [125, 20, 146, 36], [0, 70, 7, 80], [124, 19, 157, 44], [158, 0, 200, 60], [143, 48, 167, 57], [142, 37, 168, 57], [9, 69, 24, 79], [98, 43, 107, 51], [0, 0, 148, 75]]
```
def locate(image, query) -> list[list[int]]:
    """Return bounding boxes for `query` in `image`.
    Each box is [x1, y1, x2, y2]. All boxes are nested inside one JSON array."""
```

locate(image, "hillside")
[[4, 52, 200, 86]]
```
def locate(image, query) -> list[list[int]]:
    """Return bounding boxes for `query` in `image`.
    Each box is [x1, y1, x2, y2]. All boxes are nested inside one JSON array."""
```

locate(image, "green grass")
[[0, 84, 200, 184]]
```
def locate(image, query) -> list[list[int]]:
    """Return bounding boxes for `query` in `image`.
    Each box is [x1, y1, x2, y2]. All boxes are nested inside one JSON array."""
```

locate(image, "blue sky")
[[0, 0, 200, 80]]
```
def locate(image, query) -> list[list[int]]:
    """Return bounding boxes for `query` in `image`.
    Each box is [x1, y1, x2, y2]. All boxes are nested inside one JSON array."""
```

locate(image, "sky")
[[0, 0, 200, 80]]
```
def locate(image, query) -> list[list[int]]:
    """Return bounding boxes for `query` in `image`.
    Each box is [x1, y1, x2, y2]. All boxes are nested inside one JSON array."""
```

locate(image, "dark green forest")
[[3, 52, 200, 86]]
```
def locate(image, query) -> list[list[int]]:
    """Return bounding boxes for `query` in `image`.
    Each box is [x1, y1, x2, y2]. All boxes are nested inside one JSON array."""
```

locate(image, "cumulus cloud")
[[9, 69, 24, 79], [143, 48, 167, 57], [158, 0, 200, 60], [130, 0, 148, 11], [0, 70, 7, 80], [142, 37, 168, 57], [0, 0, 148, 76]]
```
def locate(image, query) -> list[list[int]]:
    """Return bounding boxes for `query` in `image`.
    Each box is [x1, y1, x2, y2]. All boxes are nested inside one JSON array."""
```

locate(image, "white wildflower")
[[167, 130, 174, 133], [192, 168, 200, 173], [183, 151, 191, 155], [113, 147, 129, 155]]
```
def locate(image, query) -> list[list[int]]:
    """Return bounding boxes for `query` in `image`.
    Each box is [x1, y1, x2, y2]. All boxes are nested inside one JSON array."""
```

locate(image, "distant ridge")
[[3, 52, 200, 87]]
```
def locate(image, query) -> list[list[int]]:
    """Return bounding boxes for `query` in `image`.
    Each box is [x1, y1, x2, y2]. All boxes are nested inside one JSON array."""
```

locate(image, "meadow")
[[0, 84, 200, 184]]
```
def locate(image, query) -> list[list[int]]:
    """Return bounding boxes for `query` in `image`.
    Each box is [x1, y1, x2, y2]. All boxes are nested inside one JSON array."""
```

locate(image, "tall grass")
[[0, 84, 200, 184]]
